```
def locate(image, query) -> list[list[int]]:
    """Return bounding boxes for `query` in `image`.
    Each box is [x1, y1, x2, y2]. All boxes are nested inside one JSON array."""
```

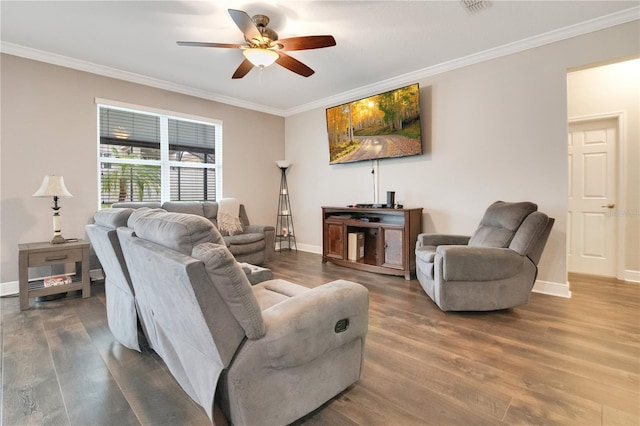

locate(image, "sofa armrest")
[[259, 280, 368, 369], [244, 224, 274, 234], [417, 233, 470, 248], [244, 225, 275, 262], [437, 245, 527, 282]]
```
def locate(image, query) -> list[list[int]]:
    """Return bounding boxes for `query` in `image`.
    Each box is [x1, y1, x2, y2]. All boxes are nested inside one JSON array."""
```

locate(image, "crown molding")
[[0, 42, 286, 116], [2, 6, 637, 118], [283, 6, 640, 116]]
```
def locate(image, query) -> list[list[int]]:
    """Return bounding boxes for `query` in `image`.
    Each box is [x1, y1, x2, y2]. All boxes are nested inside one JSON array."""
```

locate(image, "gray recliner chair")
[[415, 201, 554, 311], [117, 209, 369, 425], [85, 208, 149, 351]]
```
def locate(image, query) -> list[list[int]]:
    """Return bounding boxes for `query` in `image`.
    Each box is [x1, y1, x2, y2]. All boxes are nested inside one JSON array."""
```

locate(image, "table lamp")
[[33, 175, 73, 244]]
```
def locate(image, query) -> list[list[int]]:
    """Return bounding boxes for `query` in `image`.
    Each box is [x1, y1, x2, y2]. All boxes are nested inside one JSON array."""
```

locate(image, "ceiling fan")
[[177, 9, 336, 79]]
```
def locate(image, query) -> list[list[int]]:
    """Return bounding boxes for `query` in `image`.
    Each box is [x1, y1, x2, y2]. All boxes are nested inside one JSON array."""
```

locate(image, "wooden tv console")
[[322, 206, 423, 280]]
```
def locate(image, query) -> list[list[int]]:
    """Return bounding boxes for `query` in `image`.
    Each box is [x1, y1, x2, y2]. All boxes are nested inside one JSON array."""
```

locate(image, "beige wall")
[[0, 54, 284, 283], [2, 22, 638, 289], [568, 58, 640, 277], [284, 22, 640, 289]]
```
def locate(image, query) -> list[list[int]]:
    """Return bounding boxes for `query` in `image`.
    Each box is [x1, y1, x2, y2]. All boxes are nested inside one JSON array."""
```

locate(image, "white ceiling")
[[1, 1, 638, 116]]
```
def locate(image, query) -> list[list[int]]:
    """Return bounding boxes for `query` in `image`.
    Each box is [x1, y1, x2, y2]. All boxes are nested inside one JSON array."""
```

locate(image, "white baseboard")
[[532, 280, 572, 298], [274, 243, 321, 254], [294, 243, 322, 254], [0, 281, 19, 296], [623, 270, 640, 283]]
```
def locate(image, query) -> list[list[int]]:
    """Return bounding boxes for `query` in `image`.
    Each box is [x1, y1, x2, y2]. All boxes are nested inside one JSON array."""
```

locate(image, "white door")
[[567, 118, 617, 276]]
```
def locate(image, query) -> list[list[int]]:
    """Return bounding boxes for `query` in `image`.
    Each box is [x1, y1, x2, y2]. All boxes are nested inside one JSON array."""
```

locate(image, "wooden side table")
[[18, 239, 91, 310]]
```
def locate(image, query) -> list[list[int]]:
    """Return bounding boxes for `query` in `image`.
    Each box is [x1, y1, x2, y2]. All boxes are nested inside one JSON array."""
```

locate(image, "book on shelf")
[[43, 274, 73, 287], [348, 232, 365, 261]]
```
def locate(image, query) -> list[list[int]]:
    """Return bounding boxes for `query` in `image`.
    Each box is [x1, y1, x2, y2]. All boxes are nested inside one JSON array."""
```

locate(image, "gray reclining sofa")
[[112, 201, 274, 265], [116, 209, 369, 425], [86, 207, 146, 351]]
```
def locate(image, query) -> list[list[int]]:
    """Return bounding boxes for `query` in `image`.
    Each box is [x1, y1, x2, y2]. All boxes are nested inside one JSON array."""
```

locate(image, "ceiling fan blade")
[[278, 35, 336, 51], [177, 41, 244, 49], [228, 9, 262, 42], [232, 59, 254, 79], [276, 52, 314, 77]]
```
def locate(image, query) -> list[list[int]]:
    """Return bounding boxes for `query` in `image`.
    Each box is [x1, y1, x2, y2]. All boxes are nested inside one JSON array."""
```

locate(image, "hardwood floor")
[[2, 251, 639, 425]]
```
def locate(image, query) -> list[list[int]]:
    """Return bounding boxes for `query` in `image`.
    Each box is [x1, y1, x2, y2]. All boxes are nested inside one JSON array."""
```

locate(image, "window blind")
[[98, 105, 220, 207]]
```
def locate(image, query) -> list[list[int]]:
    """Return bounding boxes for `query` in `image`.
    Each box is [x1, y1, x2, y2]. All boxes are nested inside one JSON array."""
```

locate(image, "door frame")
[[568, 111, 627, 280]]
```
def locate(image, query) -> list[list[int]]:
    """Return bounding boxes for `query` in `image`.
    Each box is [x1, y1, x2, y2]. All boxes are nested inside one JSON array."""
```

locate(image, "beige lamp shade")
[[33, 175, 73, 198], [33, 175, 72, 244]]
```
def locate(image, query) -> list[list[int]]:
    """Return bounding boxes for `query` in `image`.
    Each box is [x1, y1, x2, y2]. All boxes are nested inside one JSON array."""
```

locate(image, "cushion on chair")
[[130, 210, 225, 255], [439, 245, 527, 281], [192, 243, 265, 340], [415, 245, 437, 263], [94, 208, 134, 229], [252, 279, 310, 310], [225, 234, 266, 256], [225, 232, 264, 245], [127, 207, 166, 227], [112, 201, 162, 209], [509, 211, 550, 257], [201, 201, 220, 223], [468, 201, 537, 248], [163, 201, 206, 217]]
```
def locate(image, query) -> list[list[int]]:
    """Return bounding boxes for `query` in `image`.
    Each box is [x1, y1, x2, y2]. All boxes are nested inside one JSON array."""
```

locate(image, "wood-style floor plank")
[[39, 300, 140, 426], [1, 301, 70, 425], [2, 250, 639, 426]]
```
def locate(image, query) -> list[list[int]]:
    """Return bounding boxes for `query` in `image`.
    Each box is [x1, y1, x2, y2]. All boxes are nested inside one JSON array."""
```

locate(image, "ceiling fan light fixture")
[[243, 48, 278, 67], [178, 9, 336, 79]]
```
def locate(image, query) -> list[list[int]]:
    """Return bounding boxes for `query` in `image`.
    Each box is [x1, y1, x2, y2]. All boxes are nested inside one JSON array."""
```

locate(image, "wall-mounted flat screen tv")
[[326, 83, 422, 165]]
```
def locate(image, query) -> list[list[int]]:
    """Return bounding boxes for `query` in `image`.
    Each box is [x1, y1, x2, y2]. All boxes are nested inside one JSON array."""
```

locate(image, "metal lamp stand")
[[275, 165, 297, 252]]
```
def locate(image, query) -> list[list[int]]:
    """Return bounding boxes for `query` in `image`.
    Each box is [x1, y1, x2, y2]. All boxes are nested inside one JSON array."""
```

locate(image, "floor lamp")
[[275, 160, 297, 252]]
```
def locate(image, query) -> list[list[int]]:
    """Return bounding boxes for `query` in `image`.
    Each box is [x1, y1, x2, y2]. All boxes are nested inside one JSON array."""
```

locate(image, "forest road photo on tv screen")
[[326, 83, 422, 165]]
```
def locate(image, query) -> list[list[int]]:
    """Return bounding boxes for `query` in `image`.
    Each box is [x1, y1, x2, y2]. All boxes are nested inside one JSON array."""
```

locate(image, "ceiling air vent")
[[460, 0, 492, 14]]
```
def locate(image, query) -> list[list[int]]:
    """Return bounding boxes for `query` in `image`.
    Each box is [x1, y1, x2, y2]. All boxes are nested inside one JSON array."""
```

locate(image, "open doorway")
[[567, 58, 640, 281]]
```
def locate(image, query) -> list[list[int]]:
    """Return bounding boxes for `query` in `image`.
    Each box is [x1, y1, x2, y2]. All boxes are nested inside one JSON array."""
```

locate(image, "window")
[[98, 102, 221, 207]]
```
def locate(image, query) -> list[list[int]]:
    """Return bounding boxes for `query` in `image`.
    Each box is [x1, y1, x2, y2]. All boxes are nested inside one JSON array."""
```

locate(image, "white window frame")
[[96, 98, 223, 208]]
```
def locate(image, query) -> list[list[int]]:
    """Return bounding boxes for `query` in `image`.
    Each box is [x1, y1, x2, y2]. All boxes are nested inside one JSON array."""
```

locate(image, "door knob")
[[601, 203, 615, 209]]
